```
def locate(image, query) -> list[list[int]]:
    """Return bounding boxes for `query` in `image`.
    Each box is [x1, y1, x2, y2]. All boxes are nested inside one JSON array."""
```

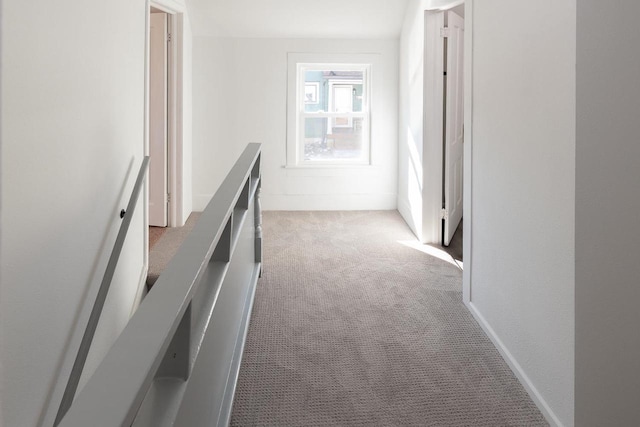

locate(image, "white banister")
[[57, 143, 262, 427]]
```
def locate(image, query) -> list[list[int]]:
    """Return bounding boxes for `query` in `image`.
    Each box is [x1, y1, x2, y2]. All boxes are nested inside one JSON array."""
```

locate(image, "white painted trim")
[[139, 0, 188, 323], [286, 53, 381, 168], [465, 301, 565, 427], [421, 10, 446, 244], [261, 193, 396, 211], [195, 193, 397, 213], [462, 0, 472, 304], [147, 0, 187, 228], [142, 0, 152, 319], [296, 65, 370, 165], [262, 196, 396, 211], [168, 13, 186, 228], [143, 1, 151, 294], [167, 12, 177, 227]]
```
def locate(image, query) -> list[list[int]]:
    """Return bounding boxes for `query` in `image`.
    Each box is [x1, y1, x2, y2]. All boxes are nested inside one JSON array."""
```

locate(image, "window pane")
[[304, 70, 364, 113], [304, 117, 365, 161], [352, 82, 364, 113], [304, 70, 322, 113]]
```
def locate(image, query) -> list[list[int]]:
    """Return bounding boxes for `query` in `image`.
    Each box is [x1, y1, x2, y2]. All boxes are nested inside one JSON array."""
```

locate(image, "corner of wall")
[[465, 301, 567, 427]]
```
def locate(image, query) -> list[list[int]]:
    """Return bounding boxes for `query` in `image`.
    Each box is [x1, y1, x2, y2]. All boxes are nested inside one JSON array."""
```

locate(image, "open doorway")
[[139, 0, 188, 302], [149, 7, 170, 231], [422, 4, 465, 262], [441, 7, 464, 252]]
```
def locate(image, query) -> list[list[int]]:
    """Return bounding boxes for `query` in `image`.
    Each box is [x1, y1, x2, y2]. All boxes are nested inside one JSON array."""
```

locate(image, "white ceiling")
[[185, 0, 410, 39]]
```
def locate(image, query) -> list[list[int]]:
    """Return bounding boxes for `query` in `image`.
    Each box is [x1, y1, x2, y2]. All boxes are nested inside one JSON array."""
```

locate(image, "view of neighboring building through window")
[[297, 64, 370, 164]]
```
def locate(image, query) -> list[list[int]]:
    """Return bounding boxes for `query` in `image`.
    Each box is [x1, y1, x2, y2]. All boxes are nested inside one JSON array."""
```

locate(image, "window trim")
[[287, 53, 379, 168]]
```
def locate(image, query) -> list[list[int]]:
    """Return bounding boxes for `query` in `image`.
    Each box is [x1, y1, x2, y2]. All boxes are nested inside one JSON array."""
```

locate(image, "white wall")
[[466, 1, 576, 425], [192, 37, 236, 209], [575, 1, 640, 425], [398, 0, 429, 237], [192, 37, 398, 211], [0, 2, 190, 426]]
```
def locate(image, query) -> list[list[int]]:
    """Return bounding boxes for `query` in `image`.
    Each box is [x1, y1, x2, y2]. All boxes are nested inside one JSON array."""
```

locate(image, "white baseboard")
[[465, 301, 565, 427], [196, 193, 397, 212], [261, 193, 397, 211]]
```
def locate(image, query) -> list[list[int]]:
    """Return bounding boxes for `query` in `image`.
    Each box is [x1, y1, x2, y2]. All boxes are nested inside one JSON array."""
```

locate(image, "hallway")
[[230, 211, 547, 426]]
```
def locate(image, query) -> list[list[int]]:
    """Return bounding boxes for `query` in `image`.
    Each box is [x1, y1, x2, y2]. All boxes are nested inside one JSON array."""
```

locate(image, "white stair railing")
[[57, 143, 262, 427]]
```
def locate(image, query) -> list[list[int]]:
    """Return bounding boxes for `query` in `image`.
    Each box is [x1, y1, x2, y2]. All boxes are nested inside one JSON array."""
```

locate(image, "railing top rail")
[[58, 143, 262, 427]]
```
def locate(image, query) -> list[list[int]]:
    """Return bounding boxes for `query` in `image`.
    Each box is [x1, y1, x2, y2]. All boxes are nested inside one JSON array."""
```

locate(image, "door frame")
[[442, 10, 464, 247], [422, 10, 446, 245], [422, 0, 471, 303], [148, 10, 169, 227], [136, 0, 187, 309], [462, 0, 472, 305], [146, 0, 185, 229]]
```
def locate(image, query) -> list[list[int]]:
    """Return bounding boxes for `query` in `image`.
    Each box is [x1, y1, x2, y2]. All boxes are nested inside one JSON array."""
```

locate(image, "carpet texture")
[[230, 211, 548, 426], [148, 226, 168, 251]]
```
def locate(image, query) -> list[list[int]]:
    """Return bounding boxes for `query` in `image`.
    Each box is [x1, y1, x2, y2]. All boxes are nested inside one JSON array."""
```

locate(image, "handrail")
[[57, 143, 262, 427], [54, 156, 150, 426]]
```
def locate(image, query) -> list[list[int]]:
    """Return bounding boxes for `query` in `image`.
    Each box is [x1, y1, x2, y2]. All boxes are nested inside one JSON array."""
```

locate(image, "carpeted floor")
[[230, 211, 547, 426], [148, 226, 168, 250]]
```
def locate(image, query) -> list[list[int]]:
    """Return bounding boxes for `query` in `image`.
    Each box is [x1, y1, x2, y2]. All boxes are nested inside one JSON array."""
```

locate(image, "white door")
[[149, 12, 168, 227], [443, 11, 464, 246]]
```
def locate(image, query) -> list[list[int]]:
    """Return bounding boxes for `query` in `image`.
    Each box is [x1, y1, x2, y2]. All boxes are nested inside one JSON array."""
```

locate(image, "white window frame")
[[287, 53, 377, 167]]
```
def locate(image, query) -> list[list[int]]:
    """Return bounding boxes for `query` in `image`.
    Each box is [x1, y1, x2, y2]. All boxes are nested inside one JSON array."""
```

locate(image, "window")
[[289, 61, 371, 166]]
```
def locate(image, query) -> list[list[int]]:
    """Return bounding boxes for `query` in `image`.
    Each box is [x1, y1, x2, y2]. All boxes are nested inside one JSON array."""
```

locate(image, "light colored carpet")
[[148, 226, 167, 250], [147, 213, 201, 288], [230, 211, 548, 426]]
